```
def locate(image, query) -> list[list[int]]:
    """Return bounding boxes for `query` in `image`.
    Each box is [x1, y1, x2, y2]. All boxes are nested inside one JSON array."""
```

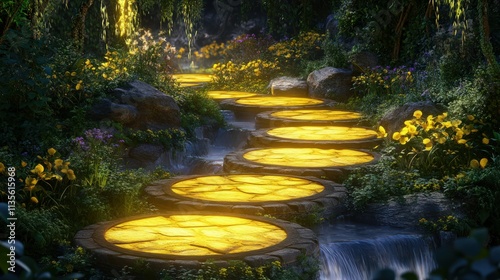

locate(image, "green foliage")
[[344, 159, 424, 210], [443, 159, 500, 243], [127, 128, 187, 150], [158, 259, 318, 280], [419, 215, 471, 236]]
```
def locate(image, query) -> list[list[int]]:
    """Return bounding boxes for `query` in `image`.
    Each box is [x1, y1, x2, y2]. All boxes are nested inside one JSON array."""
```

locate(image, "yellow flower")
[[423, 138, 433, 151], [31, 197, 39, 204], [71, 71, 77, 76], [400, 127, 409, 136], [0, 162, 5, 173], [407, 125, 417, 136], [457, 139, 467, 144], [480, 158, 488, 168], [25, 177, 38, 187], [377, 126, 387, 138], [413, 110, 423, 119], [48, 148, 56, 156], [467, 115, 475, 121], [54, 159, 63, 169], [392, 132, 401, 140], [399, 136, 409, 145], [67, 169, 76, 180], [470, 159, 480, 168], [21, 161, 27, 167], [482, 138, 490, 145], [31, 164, 44, 174]]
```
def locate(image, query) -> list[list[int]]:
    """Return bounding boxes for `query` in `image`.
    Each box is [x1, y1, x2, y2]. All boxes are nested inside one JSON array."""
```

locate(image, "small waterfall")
[[319, 234, 436, 280]]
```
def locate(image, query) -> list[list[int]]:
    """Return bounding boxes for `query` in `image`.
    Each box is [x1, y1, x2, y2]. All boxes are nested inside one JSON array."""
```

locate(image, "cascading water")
[[316, 221, 437, 280]]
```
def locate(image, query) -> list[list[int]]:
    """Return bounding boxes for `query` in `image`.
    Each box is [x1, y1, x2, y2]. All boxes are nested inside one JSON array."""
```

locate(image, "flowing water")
[[316, 221, 437, 280], [176, 113, 438, 280]]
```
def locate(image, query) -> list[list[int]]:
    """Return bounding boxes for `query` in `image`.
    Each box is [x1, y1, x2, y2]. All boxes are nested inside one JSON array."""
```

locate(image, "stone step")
[[255, 109, 366, 129]]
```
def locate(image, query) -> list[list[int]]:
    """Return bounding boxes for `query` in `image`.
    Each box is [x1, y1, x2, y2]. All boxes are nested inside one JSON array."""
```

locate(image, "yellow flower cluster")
[[391, 110, 478, 148], [352, 66, 414, 94], [194, 41, 226, 59], [23, 148, 76, 204], [212, 59, 280, 80], [268, 31, 324, 62]]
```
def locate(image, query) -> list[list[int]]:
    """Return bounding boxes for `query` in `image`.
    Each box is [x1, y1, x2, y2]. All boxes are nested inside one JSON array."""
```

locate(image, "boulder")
[[352, 192, 465, 229], [268, 76, 308, 97], [379, 101, 447, 137], [89, 80, 181, 130], [307, 67, 354, 102]]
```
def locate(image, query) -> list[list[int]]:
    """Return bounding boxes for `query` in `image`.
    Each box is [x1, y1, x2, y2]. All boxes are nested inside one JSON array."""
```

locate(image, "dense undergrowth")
[[1, 0, 500, 279]]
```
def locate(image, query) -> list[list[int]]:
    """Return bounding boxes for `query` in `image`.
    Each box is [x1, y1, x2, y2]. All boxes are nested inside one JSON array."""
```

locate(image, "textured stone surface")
[[90, 80, 181, 130], [223, 148, 379, 182], [307, 67, 354, 102], [255, 109, 365, 129], [143, 174, 345, 218], [248, 126, 381, 149], [268, 76, 308, 97], [74, 213, 319, 271], [352, 192, 465, 229], [220, 96, 332, 121]]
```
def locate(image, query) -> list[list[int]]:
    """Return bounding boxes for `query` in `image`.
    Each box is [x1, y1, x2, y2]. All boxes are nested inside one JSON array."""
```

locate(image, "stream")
[[166, 111, 438, 280]]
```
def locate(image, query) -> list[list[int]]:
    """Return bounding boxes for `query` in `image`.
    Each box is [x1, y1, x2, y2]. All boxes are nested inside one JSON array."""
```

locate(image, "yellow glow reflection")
[[207, 90, 260, 100], [171, 175, 324, 202], [266, 126, 377, 141], [105, 215, 287, 256], [235, 96, 324, 107], [271, 109, 362, 121], [171, 74, 213, 87], [243, 148, 374, 167]]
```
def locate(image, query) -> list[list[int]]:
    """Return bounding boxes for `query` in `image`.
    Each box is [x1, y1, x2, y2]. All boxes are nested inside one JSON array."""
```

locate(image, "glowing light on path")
[[242, 148, 374, 168], [235, 96, 324, 107], [270, 110, 362, 121], [104, 215, 287, 256], [207, 90, 260, 100], [171, 74, 213, 87], [266, 126, 377, 141], [170, 174, 325, 202]]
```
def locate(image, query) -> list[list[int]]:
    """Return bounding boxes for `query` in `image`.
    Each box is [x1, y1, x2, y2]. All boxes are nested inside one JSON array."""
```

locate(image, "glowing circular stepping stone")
[[143, 174, 346, 216], [221, 96, 332, 121], [256, 109, 364, 128], [249, 126, 382, 149], [75, 213, 319, 270], [224, 148, 378, 181], [171, 73, 213, 87], [207, 90, 261, 101]]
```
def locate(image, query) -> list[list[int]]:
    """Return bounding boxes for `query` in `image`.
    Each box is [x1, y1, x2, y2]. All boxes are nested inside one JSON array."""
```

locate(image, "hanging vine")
[[180, 0, 203, 60]]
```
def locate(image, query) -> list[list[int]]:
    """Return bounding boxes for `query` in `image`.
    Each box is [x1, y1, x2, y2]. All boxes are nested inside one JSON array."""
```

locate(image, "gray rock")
[[89, 80, 181, 130], [307, 67, 354, 102], [268, 76, 308, 97], [128, 144, 164, 165], [379, 101, 447, 137], [353, 192, 465, 229]]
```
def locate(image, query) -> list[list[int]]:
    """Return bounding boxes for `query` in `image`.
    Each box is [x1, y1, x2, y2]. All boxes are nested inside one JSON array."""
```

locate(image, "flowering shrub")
[[71, 128, 124, 189], [268, 31, 324, 71], [419, 215, 469, 234], [352, 65, 415, 96], [211, 59, 281, 92], [382, 110, 492, 176]]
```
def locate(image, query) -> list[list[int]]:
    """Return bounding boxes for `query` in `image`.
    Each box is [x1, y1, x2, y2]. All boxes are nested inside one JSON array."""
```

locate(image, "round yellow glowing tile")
[[235, 96, 324, 107], [104, 215, 287, 256], [271, 109, 362, 121], [207, 90, 260, 100], [266, 126, 377, 141], [171, 175, 324, 202], [243, 148, 374, 168], [171, 74, 213, 87]]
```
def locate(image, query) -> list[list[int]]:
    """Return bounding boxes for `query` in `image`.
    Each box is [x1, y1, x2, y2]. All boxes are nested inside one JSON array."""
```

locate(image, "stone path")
[[75, 82, 381, 274]]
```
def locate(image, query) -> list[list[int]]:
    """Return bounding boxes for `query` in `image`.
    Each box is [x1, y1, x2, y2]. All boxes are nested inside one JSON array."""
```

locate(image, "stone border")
[[255, 110, 368, 129], [223, 148, 380, 182], [248, 127, 382, 149], [142, 174, 347, 218], [74, 212, 319, 271], [220, 97, 335, 121]]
